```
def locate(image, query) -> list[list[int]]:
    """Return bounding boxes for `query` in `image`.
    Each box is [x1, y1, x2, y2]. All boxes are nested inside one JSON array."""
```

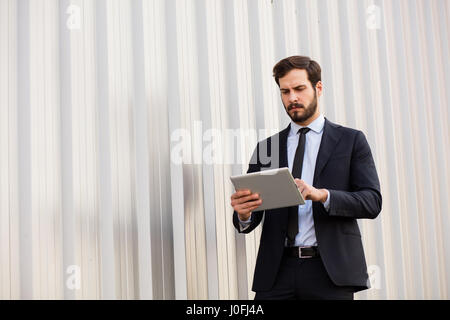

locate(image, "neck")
[[294, 111, 321, 127]]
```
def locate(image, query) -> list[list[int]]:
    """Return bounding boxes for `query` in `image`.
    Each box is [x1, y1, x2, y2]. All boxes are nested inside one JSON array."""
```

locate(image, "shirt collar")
[[289, 114, 325, 136]]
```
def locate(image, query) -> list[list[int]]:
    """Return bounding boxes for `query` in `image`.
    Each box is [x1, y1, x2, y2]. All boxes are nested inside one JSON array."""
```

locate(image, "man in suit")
[[230, 56, 382, 300]]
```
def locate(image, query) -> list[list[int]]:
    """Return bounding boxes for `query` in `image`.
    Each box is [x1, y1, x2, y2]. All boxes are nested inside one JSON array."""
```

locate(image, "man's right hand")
[[230, 190, 262, 222]]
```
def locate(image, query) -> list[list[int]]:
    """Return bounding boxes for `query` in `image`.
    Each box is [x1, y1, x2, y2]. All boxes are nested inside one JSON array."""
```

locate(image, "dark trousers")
[[254, 254, 355, 300]]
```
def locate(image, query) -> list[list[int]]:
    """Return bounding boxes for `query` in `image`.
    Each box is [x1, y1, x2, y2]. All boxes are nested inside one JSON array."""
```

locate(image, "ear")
[[315, 81, 323, 97]]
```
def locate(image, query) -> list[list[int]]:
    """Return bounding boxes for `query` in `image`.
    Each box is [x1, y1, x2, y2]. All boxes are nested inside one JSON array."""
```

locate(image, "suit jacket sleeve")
[[327, 131, 382, 219]]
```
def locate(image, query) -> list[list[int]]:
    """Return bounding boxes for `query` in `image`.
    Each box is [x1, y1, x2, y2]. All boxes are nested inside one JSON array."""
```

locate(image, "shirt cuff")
[[323, 190, 331, 212], [238, 215, 252, 232]]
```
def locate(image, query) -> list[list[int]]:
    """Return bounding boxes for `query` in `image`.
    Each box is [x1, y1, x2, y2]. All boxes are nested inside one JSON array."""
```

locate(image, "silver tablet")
[[230, 167, 305, 212]]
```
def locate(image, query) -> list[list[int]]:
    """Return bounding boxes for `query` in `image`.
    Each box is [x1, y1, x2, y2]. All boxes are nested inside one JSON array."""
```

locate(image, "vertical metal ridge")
[[95, 0, 116, 300]]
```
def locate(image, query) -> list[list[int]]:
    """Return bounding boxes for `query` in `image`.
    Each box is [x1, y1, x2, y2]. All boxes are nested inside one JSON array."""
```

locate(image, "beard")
[[285, 92, 318, 123]]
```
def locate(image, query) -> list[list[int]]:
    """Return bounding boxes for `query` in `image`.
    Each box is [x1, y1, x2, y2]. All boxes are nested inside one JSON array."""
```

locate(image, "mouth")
[[288, 104, 305, 112]]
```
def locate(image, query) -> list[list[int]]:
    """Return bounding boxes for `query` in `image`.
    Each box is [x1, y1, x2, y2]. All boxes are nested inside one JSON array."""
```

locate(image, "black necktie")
[[287, 127, 310, 246]]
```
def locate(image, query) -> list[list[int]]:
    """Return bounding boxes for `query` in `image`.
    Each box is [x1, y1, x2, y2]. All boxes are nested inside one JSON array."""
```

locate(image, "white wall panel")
[[204, 0, 234, 299], [62, 0, 102, 299], [1, 0, 449, 299], [0, 0, 20, 300], [174, 0, 208, 300], [29, 0, 63, 299]]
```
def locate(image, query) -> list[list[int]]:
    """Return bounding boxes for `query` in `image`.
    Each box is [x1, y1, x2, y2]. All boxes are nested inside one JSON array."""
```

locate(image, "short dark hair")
[[273, 56, 321, 89]]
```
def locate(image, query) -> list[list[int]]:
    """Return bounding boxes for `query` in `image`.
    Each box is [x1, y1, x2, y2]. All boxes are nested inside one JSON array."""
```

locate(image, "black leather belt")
[[284, 246, 320, 258]]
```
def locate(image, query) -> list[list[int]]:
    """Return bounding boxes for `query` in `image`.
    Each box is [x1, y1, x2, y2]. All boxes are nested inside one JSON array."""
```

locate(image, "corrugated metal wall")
[[0, 0, 449, 299]]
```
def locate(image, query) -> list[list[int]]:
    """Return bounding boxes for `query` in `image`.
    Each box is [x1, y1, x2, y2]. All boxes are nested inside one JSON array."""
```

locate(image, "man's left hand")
[[294, 179, 329, 203]]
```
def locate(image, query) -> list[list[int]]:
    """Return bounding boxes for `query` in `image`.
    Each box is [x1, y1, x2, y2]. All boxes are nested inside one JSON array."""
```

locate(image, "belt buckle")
[[299, 246, 313, 259]]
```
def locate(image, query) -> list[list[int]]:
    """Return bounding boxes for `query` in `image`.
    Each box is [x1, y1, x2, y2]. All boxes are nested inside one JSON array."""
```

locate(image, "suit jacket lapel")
[[278, 124, 290, 169], [272, 124, 290, 220], [313, 118, 343, 185]]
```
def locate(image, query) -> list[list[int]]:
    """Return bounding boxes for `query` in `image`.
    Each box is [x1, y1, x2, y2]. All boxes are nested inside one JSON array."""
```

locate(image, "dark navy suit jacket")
[[233, 118, 382, 292]]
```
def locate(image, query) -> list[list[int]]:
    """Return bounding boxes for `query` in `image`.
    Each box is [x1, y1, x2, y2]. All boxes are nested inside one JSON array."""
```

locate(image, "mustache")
[[287, 103, 305, 111]]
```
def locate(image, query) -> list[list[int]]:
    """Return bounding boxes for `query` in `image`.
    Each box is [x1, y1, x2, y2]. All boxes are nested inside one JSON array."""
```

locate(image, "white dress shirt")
[[238, 114, 330, 247]]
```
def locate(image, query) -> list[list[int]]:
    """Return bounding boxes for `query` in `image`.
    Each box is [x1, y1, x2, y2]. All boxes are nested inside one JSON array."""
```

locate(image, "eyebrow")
[[280, 85, 307, 91]]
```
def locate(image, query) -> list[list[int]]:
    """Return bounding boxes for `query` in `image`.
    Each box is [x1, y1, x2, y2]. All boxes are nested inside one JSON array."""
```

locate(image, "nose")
[[288, 91, 298, 104]]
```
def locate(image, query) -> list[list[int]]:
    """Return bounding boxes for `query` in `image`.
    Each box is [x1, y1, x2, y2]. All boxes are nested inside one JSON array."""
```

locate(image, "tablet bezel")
[[230, 167, 305, 212]]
